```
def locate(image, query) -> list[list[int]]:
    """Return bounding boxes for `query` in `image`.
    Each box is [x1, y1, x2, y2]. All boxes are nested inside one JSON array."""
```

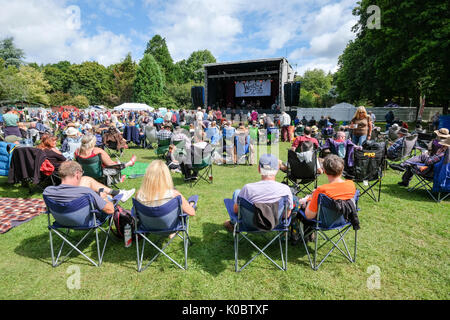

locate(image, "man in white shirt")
[[280, 111, 292, 142]]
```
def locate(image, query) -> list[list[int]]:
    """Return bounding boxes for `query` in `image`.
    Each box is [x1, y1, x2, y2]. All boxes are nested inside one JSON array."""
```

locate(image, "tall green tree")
[[67, 61, 114, 105], [111, 53, 137, 104], [145, 35, 176, 83], [0, 37, 25, 68], [178, 50, 216, 83], [336, 0, 449, 108], [133, 53, 165, 106]]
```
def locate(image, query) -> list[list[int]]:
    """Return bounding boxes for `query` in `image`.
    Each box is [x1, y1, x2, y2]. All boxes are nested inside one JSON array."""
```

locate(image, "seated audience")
[[392, 136, 449, 187], [136, 160, 196, 238], [223, 154, 294, 232], [386, 128, 409, 160], [43, 161, 135, 216], [37, 134, 67, 171], [300, 155, 356, 221], [291, 126, 319, 151], [157, 124, 173, 142], [60, 127, 82, 160], [166, 145, 182, 173], [279, 141, 323, 174], [75, 134, 136, 171]]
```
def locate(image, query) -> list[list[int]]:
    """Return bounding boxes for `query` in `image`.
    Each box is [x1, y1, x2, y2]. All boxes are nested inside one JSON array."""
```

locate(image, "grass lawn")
[[0, 142, 449, 300]]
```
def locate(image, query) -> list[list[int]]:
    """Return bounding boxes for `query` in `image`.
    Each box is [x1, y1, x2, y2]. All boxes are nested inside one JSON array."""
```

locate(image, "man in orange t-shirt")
[[302, 154, 356, 220]]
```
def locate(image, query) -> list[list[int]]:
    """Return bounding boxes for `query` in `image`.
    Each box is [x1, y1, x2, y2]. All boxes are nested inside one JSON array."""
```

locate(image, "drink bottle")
[[124, 224, 132, 248]]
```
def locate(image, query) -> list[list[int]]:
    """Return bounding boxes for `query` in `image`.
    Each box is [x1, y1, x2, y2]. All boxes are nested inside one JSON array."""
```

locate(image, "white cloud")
[[146, 0, 244, 62], [144, 0, 357, 72], [0, 0, 133, 65]]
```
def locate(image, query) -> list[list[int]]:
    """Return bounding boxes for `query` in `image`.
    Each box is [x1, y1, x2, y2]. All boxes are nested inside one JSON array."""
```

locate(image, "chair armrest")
[[187, 195, 199, 209]]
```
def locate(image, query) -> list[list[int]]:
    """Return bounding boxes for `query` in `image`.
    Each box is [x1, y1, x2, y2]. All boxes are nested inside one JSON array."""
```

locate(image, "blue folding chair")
[[224, 196, 291, 272], [43, 194, 121, 267], [297, 191, 360, 270], [132, 195, 198, 272], [407, 149, 450, 202], [205, 127, 221, 146]]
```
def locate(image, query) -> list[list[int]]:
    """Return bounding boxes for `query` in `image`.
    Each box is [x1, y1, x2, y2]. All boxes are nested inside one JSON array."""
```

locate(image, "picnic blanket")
[[121, 162, 149, 179], [0, 198, 47, 234]]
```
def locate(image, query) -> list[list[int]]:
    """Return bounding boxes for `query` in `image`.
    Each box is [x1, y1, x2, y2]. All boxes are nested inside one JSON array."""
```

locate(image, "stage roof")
[[203, 57, 287, 68]]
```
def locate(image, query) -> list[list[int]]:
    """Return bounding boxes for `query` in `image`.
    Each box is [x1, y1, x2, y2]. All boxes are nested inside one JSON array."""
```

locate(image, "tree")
[[296, 69, 333, 108], [145, 35, 176, 83], [111, 53, 137, 104], [0, 61, 27, 101], [16, 65, 51, 105], [336, 0, 449, 108], [0, 37, 25, 68], [133, 53, 165, 106], [179, 50, 216, 83], [67, 62, 114, 105], [43, 65, 71, 93]]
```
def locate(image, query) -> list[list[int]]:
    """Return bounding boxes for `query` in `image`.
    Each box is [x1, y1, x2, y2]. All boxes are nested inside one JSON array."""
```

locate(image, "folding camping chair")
[[407, 149, 450, 202], [205, 127, 221, 146], [344, 143, 386, 202], [156, 138, 171, 158], [297, 191, 360, 270], [190, 143, 214, 187], [282, 149, 319, 196], [224, 196, 290, 272], [234, 133, 250, 165], [387, 134, 418, 165], [76, 153, 122, 188], [103, 128, 125, 160], [131, 195, 198, 271], [144, 125, 157, 149], [43, 194, 121, 267]]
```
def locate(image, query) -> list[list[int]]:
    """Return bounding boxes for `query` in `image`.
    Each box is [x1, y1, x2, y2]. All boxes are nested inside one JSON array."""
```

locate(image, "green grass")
[[0, 142, 449, 300]]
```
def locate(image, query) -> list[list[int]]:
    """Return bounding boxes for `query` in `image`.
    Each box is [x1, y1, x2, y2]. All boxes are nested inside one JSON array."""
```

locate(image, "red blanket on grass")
[[0, 198, 46, 234]]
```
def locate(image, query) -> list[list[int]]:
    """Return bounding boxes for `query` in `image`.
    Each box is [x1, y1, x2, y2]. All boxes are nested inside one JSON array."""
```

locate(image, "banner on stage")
[[235, 80, 271, 97]]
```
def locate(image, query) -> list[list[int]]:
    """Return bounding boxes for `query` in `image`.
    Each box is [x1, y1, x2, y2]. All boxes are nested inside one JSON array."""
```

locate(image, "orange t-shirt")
[[308, 180, 356, 213]]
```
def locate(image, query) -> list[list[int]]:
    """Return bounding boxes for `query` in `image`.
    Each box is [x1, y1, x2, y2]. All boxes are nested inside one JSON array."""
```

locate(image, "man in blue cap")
[[223, 154, 295, 232]]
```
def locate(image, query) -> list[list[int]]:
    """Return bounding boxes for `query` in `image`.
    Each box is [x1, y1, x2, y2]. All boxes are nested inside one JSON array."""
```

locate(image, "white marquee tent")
[[114, 103, 154, 112]]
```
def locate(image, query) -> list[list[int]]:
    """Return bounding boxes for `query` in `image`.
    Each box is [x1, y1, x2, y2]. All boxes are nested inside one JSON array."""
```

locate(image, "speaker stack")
[[191, 86, 205, 108], [284, 81, 301, 106]]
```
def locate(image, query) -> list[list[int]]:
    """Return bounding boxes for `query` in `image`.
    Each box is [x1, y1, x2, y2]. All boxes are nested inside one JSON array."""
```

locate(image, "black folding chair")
[[344, 143, 386, 202], [282, 149, 319, 196]]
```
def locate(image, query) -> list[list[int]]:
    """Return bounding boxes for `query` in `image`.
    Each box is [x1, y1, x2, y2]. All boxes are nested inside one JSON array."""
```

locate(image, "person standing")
[[2, 108, 22, 138], [349, 106, 372, 146], [280, 111, 291, 142]]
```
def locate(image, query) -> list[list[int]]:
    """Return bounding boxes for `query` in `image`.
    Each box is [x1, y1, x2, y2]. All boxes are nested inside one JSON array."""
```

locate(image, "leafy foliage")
[[133, 53, 165, 106], [0, 37, 25, 68], [336, 0, 450, 107]]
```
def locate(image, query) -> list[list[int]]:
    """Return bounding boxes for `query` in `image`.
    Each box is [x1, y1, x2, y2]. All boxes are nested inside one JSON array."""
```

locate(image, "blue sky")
[[0, 0, 358, 75]]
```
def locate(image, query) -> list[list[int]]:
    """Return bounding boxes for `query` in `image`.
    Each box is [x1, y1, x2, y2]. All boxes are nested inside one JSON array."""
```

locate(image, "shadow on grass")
[[383, 182, 438, 203], [188, 222, 313, 274], [13, 230, 122, 268]]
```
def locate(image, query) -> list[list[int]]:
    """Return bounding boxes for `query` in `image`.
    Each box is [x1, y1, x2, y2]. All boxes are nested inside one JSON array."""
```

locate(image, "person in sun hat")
[[387, 127, 409, 160], [223, 154, 295, 232], [61, 127, 82, 160]]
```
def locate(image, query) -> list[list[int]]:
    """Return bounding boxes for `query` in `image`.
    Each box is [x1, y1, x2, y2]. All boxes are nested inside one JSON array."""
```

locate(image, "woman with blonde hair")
[[349, 106, 372, 146], [75, 134, 136, 169], [136, 160, 195, 216]]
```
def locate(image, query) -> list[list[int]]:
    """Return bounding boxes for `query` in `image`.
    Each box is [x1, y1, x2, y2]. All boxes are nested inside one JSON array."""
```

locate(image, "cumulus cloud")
[[0, 0, 133, 65]]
